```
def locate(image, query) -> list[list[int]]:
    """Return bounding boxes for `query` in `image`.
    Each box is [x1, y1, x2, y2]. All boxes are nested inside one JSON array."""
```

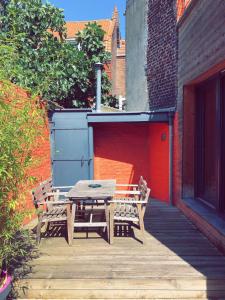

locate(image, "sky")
[[47, 0, 126, 38]]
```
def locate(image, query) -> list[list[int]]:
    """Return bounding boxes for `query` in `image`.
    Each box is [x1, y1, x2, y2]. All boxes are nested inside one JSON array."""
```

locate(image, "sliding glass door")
[[196, 78, 218, 209]]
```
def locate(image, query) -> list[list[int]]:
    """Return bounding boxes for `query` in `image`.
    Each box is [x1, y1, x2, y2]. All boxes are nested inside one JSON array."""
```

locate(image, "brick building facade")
[[126, 0, 225, 252], [146, 0, 177, 110], [175, 0, 225, 252], [114, 40, 126, 101], [126, 0, 177, 111]]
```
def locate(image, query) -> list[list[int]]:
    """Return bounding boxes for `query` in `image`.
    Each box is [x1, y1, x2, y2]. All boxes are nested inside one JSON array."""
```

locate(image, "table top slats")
[[67, 180, 116, 199]]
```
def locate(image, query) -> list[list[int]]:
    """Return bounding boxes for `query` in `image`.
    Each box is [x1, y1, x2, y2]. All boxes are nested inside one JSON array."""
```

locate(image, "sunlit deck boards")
[[17, 200, 225, 299]]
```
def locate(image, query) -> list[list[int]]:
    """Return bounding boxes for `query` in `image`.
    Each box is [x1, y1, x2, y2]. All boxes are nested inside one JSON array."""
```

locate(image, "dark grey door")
[[51, 111, 93, 186]]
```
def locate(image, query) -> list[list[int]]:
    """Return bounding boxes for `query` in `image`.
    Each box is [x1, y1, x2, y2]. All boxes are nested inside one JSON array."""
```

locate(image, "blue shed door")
[[51, 111, 93, 186]]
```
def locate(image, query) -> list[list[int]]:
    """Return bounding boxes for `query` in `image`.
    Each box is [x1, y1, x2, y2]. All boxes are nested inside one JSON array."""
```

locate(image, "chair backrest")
[[139, 180, 151, 203], [138, 176, 145, 190], [40, 177, 53, 191], [32, 178, 53, 208]]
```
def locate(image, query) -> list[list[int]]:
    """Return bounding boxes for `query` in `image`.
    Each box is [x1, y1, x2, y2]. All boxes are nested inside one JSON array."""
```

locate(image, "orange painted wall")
[[93, 122, 169, 202]]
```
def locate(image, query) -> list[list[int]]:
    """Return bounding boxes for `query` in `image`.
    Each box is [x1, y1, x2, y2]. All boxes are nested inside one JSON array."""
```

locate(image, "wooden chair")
[[32, 178, 74, 245], [116, 176, 146, 191], [109, 179, 151, 244]]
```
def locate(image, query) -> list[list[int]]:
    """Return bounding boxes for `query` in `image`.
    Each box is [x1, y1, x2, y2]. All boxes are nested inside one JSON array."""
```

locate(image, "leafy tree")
[[0, 0, 117, 108], [72, 22, 112, 108], [0, 0, 80, 106], [0, 0, 9, 16]]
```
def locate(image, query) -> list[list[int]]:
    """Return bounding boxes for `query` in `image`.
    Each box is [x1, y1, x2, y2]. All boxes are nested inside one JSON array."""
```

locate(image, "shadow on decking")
[[35, 221, 137, 242], [145, 200, 225, 299], [19, 199, 225, 299]]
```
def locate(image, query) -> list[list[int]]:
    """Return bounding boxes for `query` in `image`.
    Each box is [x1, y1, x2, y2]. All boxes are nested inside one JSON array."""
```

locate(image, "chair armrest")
[[114, 190, 140, 195], [34, 198, 72, 206], [52, 186, 73, 190], [47, 192, 68, 197], [116, 184, 138, 187], [109, 198, 146, 204], [49, 200, 73, 205]]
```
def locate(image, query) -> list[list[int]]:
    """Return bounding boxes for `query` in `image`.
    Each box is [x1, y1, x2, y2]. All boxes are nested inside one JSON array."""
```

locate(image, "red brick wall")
[[93, 122, 169, 202], [104, 62, 112, 81], [147, 0, 177, 110], [111, 27, 118, 95], [115, 56, 126, 97], [26, 118, 51, 209]]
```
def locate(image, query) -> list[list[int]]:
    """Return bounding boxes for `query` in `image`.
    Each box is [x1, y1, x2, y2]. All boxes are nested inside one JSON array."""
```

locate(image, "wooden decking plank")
[[31, 256, 225, 267], [16, 288, 225, 299], [17, 278, 225, 291], [17, 200, 225, 299]]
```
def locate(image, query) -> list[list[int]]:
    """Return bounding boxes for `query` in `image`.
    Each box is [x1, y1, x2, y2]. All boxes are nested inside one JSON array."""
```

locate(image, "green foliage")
[[72, 22, 112, 108], [0, 0, 117, 108], [0, 0, 73, 103], [0, 0, 9, 16]]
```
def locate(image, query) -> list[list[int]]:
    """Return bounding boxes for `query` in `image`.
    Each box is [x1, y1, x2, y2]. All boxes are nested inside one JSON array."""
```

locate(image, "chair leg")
[[36, 216, 43, 245], [67, 203, 74, 246], [44, 221, 50, 232], [137, 203, 145, 244]]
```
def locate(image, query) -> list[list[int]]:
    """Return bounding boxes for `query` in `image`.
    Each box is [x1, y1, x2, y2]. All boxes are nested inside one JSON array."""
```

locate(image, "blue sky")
[[47, 0, 126, 38]]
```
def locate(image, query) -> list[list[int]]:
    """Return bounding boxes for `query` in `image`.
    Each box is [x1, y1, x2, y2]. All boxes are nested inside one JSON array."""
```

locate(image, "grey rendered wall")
[[126, 0, 149, 111], [178, 0, 225, 92], [178, 0, 225, 160], [177, 0, 225, 197]]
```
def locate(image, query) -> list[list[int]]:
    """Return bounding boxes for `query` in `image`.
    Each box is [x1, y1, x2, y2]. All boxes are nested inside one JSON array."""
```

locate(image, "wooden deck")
[[17, 200, 225, 299]]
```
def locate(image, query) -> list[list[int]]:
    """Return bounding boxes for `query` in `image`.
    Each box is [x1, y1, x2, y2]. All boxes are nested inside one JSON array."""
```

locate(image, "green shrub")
[[0, 80, 44, 271]]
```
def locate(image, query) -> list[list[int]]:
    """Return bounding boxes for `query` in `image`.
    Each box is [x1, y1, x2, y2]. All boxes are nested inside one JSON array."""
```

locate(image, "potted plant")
[[0, 260, 12, 300]]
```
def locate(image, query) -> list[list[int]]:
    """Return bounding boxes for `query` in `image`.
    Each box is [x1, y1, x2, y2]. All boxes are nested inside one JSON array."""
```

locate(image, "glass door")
[[221, 76, 225, 212], [196, 78, 219, 209]]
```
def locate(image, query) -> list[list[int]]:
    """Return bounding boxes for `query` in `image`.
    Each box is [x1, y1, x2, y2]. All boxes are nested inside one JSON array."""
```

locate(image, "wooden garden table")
[[67, 179, 116, 244]]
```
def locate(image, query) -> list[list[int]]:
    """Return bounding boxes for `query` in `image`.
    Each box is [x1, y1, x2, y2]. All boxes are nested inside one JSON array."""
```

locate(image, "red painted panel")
[[93, 122, 169, 202], [148, 123, 169, 202]]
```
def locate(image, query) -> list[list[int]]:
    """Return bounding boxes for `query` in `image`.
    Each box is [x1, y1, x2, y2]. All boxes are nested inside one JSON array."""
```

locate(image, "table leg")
[[109, 203, 115, 245], [69, 203, 76, 246], [67, 203, 72, 246], [104, 202, 110, 243]]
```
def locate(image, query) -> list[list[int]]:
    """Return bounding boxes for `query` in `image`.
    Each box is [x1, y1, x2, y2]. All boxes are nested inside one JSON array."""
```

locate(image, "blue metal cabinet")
[[50, 111, 93, 187]]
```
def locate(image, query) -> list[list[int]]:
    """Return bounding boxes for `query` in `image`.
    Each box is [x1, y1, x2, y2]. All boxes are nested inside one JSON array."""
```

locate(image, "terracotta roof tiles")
[[64, 19, 116, 52], [53, 7, 120, 53]]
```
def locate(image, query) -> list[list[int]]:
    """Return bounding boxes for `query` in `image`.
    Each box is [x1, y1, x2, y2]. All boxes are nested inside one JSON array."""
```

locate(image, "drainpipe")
[[95, 62, 103, 112], [169, 111, 174, 206]]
